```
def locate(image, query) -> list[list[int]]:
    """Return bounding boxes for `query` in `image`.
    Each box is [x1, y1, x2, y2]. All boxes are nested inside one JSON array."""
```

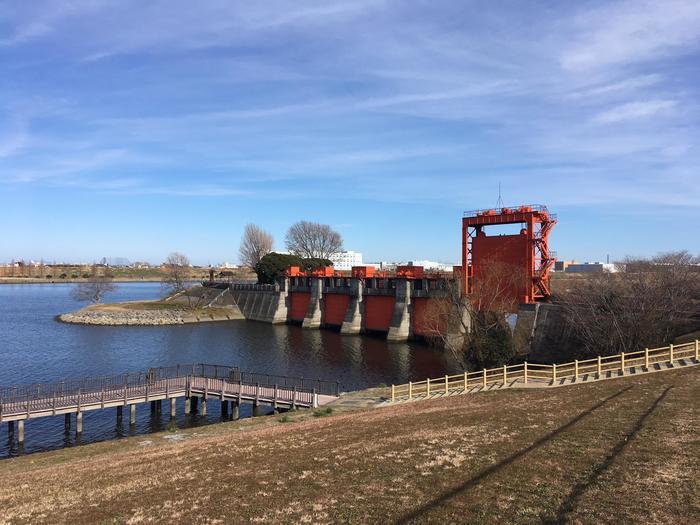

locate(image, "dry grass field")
[[0, 367, 697, 524]]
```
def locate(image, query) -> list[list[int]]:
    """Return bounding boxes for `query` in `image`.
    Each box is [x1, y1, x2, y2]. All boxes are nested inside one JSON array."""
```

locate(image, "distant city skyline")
[[2, 1, 699, 265]]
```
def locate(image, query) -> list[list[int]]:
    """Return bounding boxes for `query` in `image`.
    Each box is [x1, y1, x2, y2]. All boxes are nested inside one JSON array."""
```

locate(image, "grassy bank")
[[0, 369, 697, 523]]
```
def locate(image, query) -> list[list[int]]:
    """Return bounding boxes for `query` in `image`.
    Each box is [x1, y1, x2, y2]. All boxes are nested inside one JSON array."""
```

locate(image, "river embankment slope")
[[0, 367, 696, 523]]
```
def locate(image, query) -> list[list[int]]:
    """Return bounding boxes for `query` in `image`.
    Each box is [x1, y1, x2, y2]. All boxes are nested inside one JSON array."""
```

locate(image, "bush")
[[278, 414, 291, 423], [312, 407, 333, 417], [59, 273, 68, 279], [45, 275, 52, 279], [468, 325, 516, 369]]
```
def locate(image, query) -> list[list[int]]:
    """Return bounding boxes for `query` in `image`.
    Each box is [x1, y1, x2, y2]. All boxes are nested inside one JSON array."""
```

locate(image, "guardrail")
[[390, 340, 700, 402], [0, 363, 339, 409]]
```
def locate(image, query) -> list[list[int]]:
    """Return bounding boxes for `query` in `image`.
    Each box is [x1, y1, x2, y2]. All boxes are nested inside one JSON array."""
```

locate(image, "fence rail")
[[391, 340, 700, 402], [0, 363, 339, 410]]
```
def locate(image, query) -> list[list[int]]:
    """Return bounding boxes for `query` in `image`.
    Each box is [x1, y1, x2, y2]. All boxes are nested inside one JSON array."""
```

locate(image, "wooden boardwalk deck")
[[0, 364, 339, 443]]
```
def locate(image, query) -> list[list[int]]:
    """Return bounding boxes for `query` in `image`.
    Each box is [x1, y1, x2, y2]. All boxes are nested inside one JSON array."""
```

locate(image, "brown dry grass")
[[0, 368, 697, 524]]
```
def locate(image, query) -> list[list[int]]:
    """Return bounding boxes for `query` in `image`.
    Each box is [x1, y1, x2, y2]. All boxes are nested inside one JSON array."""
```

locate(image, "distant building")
[[565, 262, 618, 273], [330, 251, 363, 271], [407, 260, 455, 272], [220, 261, 239, 269], [554, 260, 576, 272]]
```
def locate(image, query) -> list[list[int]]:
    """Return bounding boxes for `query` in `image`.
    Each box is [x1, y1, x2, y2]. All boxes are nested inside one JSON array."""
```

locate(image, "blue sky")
[[1, 0, 699, 265]]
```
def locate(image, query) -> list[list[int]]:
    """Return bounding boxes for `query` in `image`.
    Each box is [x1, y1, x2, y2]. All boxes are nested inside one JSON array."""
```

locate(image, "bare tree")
[[422, 261, 528, 370], [556, 251, 700, 357], [162, 252, 191, 295], [71, 266, 116, 304], [285, 221, 343, 260], [239, 224, 274, 268]]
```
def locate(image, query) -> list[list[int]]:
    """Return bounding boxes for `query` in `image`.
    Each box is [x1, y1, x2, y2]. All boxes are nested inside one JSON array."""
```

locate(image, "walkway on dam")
[[0, 364, 339, 443]]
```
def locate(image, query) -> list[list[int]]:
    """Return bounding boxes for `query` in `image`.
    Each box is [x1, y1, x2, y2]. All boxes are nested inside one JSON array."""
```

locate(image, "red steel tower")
[[462, 205, 557, 304]]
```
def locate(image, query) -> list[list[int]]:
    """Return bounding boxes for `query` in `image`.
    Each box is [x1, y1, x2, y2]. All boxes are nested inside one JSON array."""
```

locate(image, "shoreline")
[[58, 300, 244, 326]]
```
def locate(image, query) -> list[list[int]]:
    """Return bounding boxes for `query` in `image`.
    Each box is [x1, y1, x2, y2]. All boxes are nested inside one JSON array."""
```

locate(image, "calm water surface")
[[0, 283, 458, 457]]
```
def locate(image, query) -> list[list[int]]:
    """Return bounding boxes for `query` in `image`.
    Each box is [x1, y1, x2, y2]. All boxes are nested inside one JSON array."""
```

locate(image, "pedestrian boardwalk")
[[0, 364, 339, 443]]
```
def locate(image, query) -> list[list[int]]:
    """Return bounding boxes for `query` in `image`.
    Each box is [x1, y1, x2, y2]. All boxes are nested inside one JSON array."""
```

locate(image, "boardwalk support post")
[[597, 356, 602, 377], [18, 420, 24, 445], [483, 369, 487, 388], [391, 384, 395, 402], [117, 405, 123, 423], [76, 412, 83, 435], [170, 398, 176, 419], [408, 381, 412, 399], [130, 404, 136, 425], [426, 377, 431, 396], [464, 371, 468, 390], [696, 339, 699, 361], [185, 397, 191, 415], [274, 384, 279, 410], [64, 413, 71, 429], [312, 388, 319, 409], [201, 398, 207, 417], [444, 375, 449, 395]]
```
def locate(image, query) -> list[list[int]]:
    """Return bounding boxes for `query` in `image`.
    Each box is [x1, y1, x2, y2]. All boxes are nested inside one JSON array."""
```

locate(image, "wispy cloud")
[[561, 0, 700, 71], [592, 99, 677, 124]]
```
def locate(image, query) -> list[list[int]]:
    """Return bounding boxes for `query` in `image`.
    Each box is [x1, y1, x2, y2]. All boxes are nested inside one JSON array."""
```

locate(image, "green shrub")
[[278, 414, 291, 423], [312, 407, 333, 417]]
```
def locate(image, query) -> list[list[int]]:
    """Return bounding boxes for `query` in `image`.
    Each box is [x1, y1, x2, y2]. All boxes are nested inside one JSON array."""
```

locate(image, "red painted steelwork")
[[364, 296, 395, 331], [290, 292, 311, 321], [462, 204, 557, 303], [323, 294, 350, 326]]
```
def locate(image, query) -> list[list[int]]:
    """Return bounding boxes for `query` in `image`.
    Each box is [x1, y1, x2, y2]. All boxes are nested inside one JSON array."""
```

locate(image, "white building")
[[565, 262, 619, 273], [407, 260, 456, 272], [330, 250, 363, 271]]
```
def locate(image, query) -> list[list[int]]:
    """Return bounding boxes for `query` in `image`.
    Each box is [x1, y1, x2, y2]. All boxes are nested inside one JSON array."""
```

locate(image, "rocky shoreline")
[[58, 305, 243, 326]]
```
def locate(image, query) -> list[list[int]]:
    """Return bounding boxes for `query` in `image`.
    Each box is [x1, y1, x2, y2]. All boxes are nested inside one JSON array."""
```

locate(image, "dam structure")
[[207, 265, 457, 343]]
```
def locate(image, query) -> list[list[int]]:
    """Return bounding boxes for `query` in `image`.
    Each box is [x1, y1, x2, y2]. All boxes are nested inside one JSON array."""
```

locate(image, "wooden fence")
[[391, 340, 699, 402]]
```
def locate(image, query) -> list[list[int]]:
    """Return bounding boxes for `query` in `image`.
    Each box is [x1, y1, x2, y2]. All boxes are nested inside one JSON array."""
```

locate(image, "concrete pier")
[[129, 404, 136, 425], [340, 279, 363, 335], [76, 412, 83, 434], [185, 397, 191, 415], [387, 280, 412, 342], [302, 278, 323, 329], [17, 420, 24, 444], [170, 398, 176, 418], [200, 398, 207, 417], [231, 401, 240, 420]]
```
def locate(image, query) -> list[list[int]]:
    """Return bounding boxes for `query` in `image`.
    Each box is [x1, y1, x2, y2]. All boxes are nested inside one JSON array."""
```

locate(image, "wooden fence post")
[[597, 356, 602, 377], [391, 384, 395, 402], [503, 365, 507, 386], [696, 340, 699, 361], [621, 353, 625, 375], [552, 364, 557, 385], [463, 371, 468, 390], [426, 378, 431, 396], [574, 360, 578, 382], [645, 348, 649, 370], [408, 381, 412, 399], [523, 362, 528, 384], [669, 343, 674, 363], [444, 375, 449, 394], [482, 369, 487, 388]]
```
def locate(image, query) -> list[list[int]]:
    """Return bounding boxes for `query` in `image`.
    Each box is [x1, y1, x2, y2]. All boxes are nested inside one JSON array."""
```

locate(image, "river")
[[0, 282, 459, 457]]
